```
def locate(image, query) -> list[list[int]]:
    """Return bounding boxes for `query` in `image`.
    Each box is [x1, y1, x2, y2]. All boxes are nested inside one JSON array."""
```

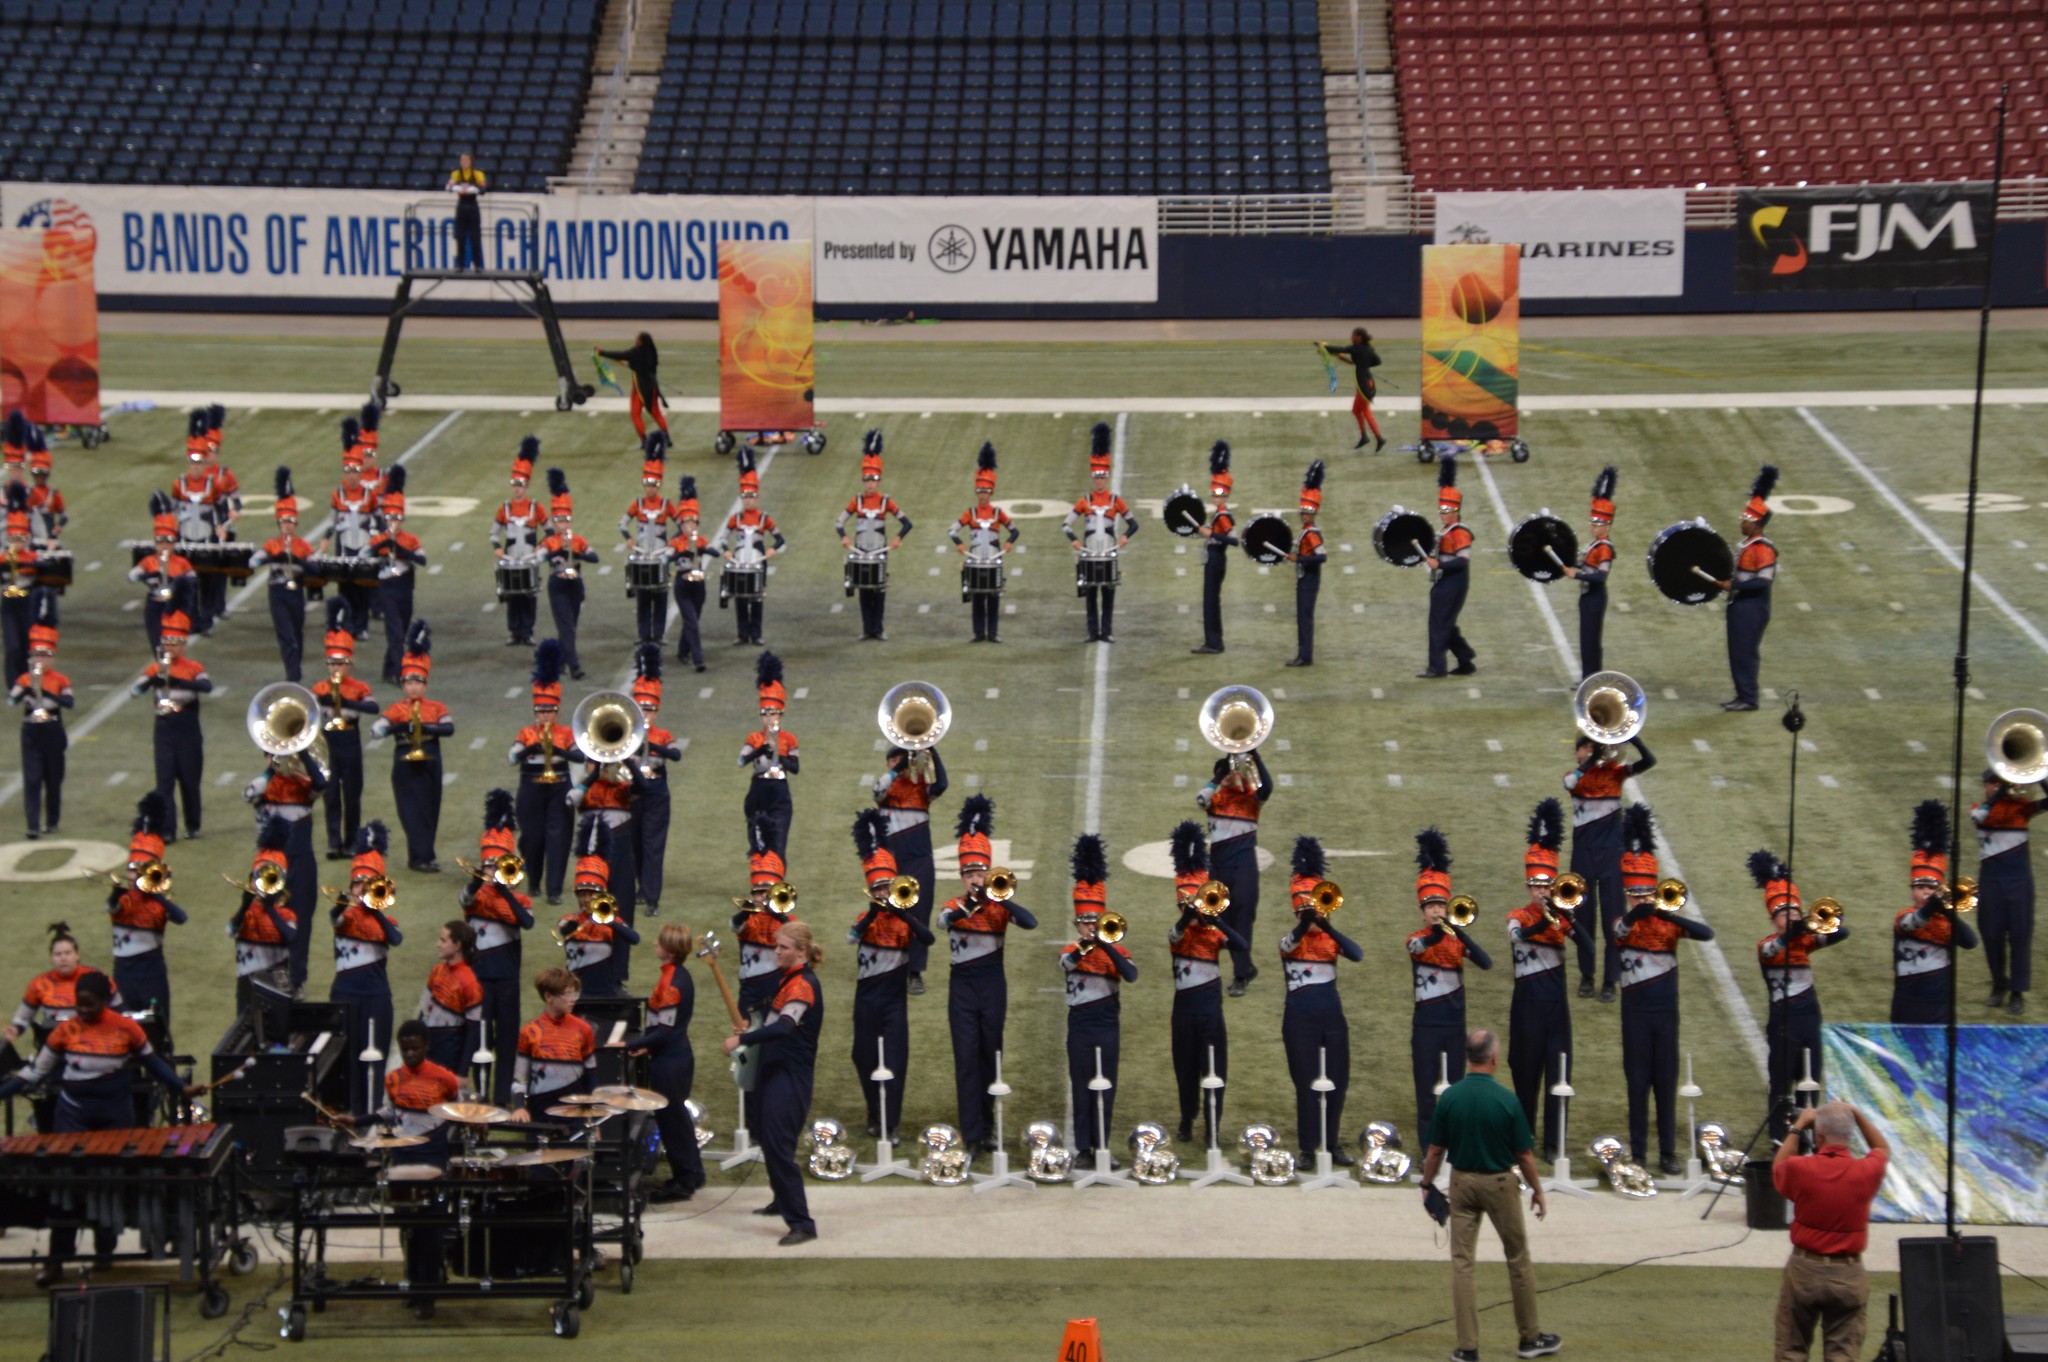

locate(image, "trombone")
[[1544, 871, 1587, 931], [554, 894, 621, 944], [881, 874, 920, 911], [1190, 879, 1231, 918], [1299, 879, 1342, 918], [980, 867, 1017, 903], [1077, 911, 1128, 956], [222, 863, 288, 899], [82, 859, 170, 895], [1446, 894, 1479, 928], [1805, 897, 1844, 936], [456, 854, 527, 889], [1654, 878, 1689, 914], [326, 877, 396, 914]]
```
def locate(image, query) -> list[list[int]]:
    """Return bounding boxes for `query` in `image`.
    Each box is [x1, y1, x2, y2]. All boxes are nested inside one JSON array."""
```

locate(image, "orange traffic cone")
[[1057, 1317, 1103, 1362]]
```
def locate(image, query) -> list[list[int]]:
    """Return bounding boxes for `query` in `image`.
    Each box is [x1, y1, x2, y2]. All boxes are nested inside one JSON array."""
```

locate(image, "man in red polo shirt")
[[1770, 1101, 1891, 1362]]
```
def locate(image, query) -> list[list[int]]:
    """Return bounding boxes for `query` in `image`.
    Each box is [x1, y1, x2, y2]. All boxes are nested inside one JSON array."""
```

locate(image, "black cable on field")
[[2002, 1259, 2048, 1297]]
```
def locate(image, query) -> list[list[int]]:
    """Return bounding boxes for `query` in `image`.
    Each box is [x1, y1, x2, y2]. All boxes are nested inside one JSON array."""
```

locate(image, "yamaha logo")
[[928, 224, 975, 273]]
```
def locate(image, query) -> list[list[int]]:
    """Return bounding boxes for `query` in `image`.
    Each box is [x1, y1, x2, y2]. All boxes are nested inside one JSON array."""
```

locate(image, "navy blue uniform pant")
[[1579, 584, 1606, 676], [504, 590, 537, 644], [634, 585, 667, 644], [333, 969, 393, 1101], [1066, 1001, 1120, 1156], [672, 578, 705, 665], [473, 952, 523, 1104], [1284, 998, 1349, 1153], [648, 1041, 704, 1189], [1295, 570, 1320, 662], [852, 980, 909, 1136], [323, 731, 364, 856], [377, 581, 413, 685], [634, 784, 670, 909], [948, 966, 1006, 1146], [1621, 1001, 1680, 1162], [1980, 853, 2034, 994], [274, 813, 318, 987], [453, 204, 483, 269], [1, 594, 29, 684], [1082, 585, 1117, 639], [885, 820, 936, 974], [517, 776, 573, 902], [20, 719, 65, 834], [758, 1063, 815, 1235], [1509, 987, 1572, 1156], [604, 819, 638, 980], [1200, 553, 1226, 649], [744, 780, 792, 861], [1726, 591, 1771, 706], [391, 752, 442, 867], [548, 578, 584, 673], [1427, 574, 1475, 673], [1766, 998, 1823, 1143], [114, 950, 172, 1047], [1211, 833, 1261, 984], [970, 589, 1000, 640], [152, 715, 203, 837], [1412, 999, 1466, 1148], [268, 585, 305, 681], [856, 587, 886, 638], [734, 596, 764, 644], [1571, 814, 1626, 986], [426, 1025, 469, 1076], [1171, 990, 1228, 1143], [48, 1081, 138, 1264]]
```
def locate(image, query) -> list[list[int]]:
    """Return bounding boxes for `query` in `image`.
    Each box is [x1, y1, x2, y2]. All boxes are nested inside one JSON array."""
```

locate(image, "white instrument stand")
[[1673, 1051, 1717, 1197], [1541, 1051, 1595, 1198], [359, 1019, 384, 1100], [970, 1051, 1033, 1192], [1185, 1045, 1252, 1188], [1795, 1047, 1822, 1112], [858, 1038, 918, 1182], [1420, 1053, 1453, 1190], [1299, 1047, 1357, 1191], [1071, 1047, 1136, 1189], [716, 1052, 764, 1169]]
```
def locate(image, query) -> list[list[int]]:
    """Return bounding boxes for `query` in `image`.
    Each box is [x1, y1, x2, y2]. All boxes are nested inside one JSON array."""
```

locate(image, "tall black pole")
[[1783, 694, 1804, 1146], [1943, 83, 2008, 1247]]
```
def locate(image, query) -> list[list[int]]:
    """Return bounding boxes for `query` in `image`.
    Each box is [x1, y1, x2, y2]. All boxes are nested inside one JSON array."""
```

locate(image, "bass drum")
[[1373, 508, 1436, 567], [1162, 488, 1206, 537], [1240, 514, 1294, 565], [1507, 513, 1579, 583], [1646, 520, 1734, 605]]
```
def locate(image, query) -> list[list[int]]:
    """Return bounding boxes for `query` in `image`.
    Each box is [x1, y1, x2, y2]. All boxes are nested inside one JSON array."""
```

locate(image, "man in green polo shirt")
[[1419, 1027, 1561, 1361]]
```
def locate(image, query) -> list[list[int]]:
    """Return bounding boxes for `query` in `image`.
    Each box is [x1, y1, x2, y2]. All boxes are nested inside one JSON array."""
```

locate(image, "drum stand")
[[1071, 1048, 1135, 1189], [1299, 1047, 1357, 1191], [1185, 1046, 1252, 1188], [1672, 1052, 1717, 1197], [970, 1052, 1033, 1193], [1541, 1051, 1595, 1198], [716, 1062, 764, 1170], [858, 1039, 917, 1182]]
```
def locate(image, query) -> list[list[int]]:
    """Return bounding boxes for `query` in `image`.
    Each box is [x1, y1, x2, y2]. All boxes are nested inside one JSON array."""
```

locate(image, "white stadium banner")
[[0, 182, 812, 303], [815, 196, 1159, 303], [1434, 189, 1686, 298]]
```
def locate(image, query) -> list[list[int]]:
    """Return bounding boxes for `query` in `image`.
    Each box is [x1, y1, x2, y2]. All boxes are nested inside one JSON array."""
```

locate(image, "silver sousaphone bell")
[[1200, 685, 1274, 774], [807, 1118, 855, 1179], [1987, 708, 2048, 786], [572, 688, 648, 783], [1574, 670, 1646, 750], [919, 1124, 970, 1186], [878, 680, 951, 752], [1358, 1121, 1412, 1184], [1126, 1122, 1181, 1185], [1023, 1121, 1073, 1183], [248, 680, 327, 772]]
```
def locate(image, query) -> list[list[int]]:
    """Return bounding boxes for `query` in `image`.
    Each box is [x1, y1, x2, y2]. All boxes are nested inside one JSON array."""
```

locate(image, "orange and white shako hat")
[[273, 466, 299, 521], [323, 598, 356, 661], [128, 791, 170, 865], [737, 446, 761, 495], [1746, 846, 1797, 914], [1623, 804, 1660, 893], [530, 638, 563, 708], [974, 441, 998, 493], [253, 811, 291, 881], [350, 820, 390, 882], [27, 424, 51, 474], [159, 609, 193, 645], [1300, 459, 1325, 514], [1525, 797, 1563, 885], [642, 429, 668, 486], [1414, 827, 1452, 905], [1590, 466, 1617, 525], [399, 619, 432, 682], [1208, 440, 1232, 497], [357, 401, 380, 453], [1437, 453, 1461, 512], [481, 787, 519, 859], [955, 794, 994, 870], [1290, 835, 1327, 908], [631, 642, 662, 708], [860, 429, 884, 481], [673, 474, 700, 520], [1170, 819, 1209, 901], [338, 415, 363, 472], [378, 465, 407, 519], [510, 435, 538, 487], [1070, 833, 1109, 919], [28, 589, 57, 654], [1088, 421, 1112, 477], [748, 810, 785, 888], [545, 467, 572, 519], [755, 651, 786, 712], [185, 408, 210, 462], [1743, 464, 1778, 525], [852, 808, 898, 890], [1909, 799, 1949, 887], [573, 813, 611, 891], [149, 489, 177, 541]]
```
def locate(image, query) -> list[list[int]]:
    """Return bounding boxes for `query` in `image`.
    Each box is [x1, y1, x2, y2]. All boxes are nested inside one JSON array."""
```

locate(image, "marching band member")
[[623, 922, 706, 1201], [12, 600, 70, 839], [1191, 441, 1236, 655], [667, 475, 711, 671], [322, 419, 377, 640], [130, 498, 196, 651], [242, 719, 326, 964], [1715, 465, 1779, 712], [1280, 837, 1362, 1162], [378, 1018, 463, 1319], [1199, 746, 1272, 996], [0, 970, 200, 1285], [735, 813, 797, 1017], [555, 814, 640, 997], [941, 798, 1038, 1152], [370, 621, 452, 873], [106, 793, 187, 1040], [837, 432, 912, 642], [420, 920, 484, 1075], [1284, 460, 1326, 668], [0, 486, 41, 685], [333, 822, 402, 1092], [1893, 800, 1978, 1025], [25, 426, 63, 547], [1972, 766, 2043, 1015], [1060, 834, 1136, 1163], [1506, 799, 1576, 1159], [850, 809, 932, 1139], [230, 817, 297, 1012], [595, 332, 669, 440], [248, 468, 313, 682], [1564, 731, 1656, 1002], [490, 439, 546, 647], [354, 401, 385, 500], [1167, 820, 1244, 1144], [370, 467, 423, 687], [873, 738, 948, 995], [1560, 467, 1617, 676], [510, 967, 597, 1124], [1749, 847, 1845, 1145], [512, 640, 575, 904], [950, 442, 1016, 644], [0, 417, 23, 486], [1418, 455, 1476, 678], [1063, 424, 1137, 643], [1613, 805, 1716, 1174], [623, 432, 673, 645], [131, 609, 210, 841], [174, 406, 240, 632], [1322, 325, 1385, 451], [542, 469, 597, 681], [569, 742, 639, 975], [1409, 828, 1492, 1145], [715, 449, 783, 646], [5, 923, 108, 1050], [722, 919, 824, 1246], [460, 789, 533, 1103], [631, 645, 680, 917], [740, 653, 798, 859], [314, 601, 378, 872]]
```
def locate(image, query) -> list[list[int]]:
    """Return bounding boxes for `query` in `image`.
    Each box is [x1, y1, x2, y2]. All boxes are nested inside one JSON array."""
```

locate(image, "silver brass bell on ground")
[[1023, 1120, 1074, 1183], [1241, 1123, 1296, 1186], [919, 1124, 970, 1186], [1358, 1120, 1412, 1184], [1589, 1134, 1657, 1198], [807, 1117, 855, 1180], [1126, 1122, 1180, 1185]]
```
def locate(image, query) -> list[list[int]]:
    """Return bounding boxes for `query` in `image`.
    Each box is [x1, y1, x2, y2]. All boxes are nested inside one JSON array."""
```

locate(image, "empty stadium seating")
[[634, 0, 1333, 197], [0, 0, 599, 191]]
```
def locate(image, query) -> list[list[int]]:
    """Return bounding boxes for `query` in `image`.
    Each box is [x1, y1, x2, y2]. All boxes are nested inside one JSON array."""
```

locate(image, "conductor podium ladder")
[[372, 199, 596, 414]]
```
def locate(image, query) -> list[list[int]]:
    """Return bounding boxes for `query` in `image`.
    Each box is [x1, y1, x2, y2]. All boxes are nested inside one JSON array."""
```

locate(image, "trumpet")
[[1078, 911, 1128, 955], [982, 867, 1017, 902], [1, 546, 25, 599], [404, 700, 429, 762], [1301, 879, 1343, 918], [1942, 875, 1978, 914], [1192, 879, 1231, 918], [153, 648, 178, 716], [328, 877, 397, 914], [767, 881, 799, 915], [1654, 877, 1690, 913], [322, 664, 350, 731], [456, 854, 527, 889], [223, 863, 288, 898], [1447, 894, 1478, 928], [1550, 872, 1587, 912], [589, 892, 619, 926], [25, 658, 53, 724], [1805, 897, 1844, 935], [883, 874, 921, 911]]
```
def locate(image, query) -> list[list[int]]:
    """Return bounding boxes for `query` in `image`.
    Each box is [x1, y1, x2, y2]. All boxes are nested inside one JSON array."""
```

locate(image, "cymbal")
[[499, 1147, 594, 1167], [350, 1133, 427, 1150], [552, 1093, 613, 1106], [387, 1163, 443, 1181], [431, 1101, 514, 1124], [547, 1103, 621, 1120], [592, 1085, 670, 1112]]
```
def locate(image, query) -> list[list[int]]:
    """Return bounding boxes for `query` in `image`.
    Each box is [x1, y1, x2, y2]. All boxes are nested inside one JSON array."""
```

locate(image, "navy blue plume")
[[1292, 836, 1327, 882], [1414, 827, 1451, 874], [1746, 848, 1785, 888], [1911, 800, 1948, 856], [1209, 440, 1230, 476], [274, 466, 293, 500], [1304, 459, 1325, 492], [755, 651, 782, 690], [976, 442, 997, 474], [852, 808, 888, 861], [547, 468, 568, 497], [1070, 834, 1108, 885], [954, 793, 994, 839], [1527, 797, 1564, 853], [1090, 422, 1111, 456], [1592, 466, 1617, 501], [532, 638, 563, 687], [484, 787, 517, 833], [863, 429, 884, 456], [1170, 820, 1208, 878], [1751, 464, 1779, 500], [1625, 803, 1657, 856]]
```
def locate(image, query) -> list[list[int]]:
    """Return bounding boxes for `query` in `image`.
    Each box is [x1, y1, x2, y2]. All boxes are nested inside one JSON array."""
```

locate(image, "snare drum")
[[1075, 554, 1120, 595], [495, 559, 540, 600], [385, 1163, 444, 1205], [722, 562, 766, 603], [961, 560, 1004, 600], [626, 554, 670, 596], [32, 549, 74, 591], [844, 555, 888, 593], [184, 541, 255, 581]]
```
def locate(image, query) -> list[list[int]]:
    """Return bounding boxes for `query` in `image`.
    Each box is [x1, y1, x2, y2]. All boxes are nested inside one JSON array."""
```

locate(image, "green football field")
[[3, 318, 2045, 1190]]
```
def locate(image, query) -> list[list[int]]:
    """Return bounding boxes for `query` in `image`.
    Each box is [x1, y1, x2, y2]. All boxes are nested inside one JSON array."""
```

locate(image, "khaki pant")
[[1448, 1168, 1541, 1353], [1774, 1250, 1868, 1362]]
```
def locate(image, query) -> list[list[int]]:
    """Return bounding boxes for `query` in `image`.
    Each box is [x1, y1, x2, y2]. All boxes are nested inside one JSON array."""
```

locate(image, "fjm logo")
[[1749, 199, 1977, 276]]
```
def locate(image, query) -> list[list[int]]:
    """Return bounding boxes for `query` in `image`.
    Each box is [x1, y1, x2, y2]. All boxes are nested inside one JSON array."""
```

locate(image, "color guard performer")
[[242, 716, 326, 962], [1280, 837, 1362, 1162], [512, 640, 574, 904], [873, 737, 948, 996], [1284, 460, 1326, 668], [131, 609, 210, 842], [1506, 799, 1576, 1159], [246, 468, 313, 681], [849, 809, 932, 1139], [333, 822, 402, 1091], [837, 432, 911, 642], [595, 333, 669, 440], [459, 789, 533, 1102], [740, 653, 797, 860], [1716, 465, 1778, 712], [950, 442, 1016, 644], [542, 469, 596, 680], [1059, 834, 1136, 1162], [555, 814, 640, 997], [623, 432, 674, 645], [5, 923, 105, 1050], [107, 793, 187, 1039], [722, 920, 824, 1246], [940, 795, 1037, 1152], [130, 499, 196, 652], [420, 920, 484, 1075], [623, 922, 706, 1201], [1191, 441, 1236, 654], [12, 600, 70, 839], [631, 645, 680, 917], [1198, 745, 1272, 996], [230, 817, 297, 1011], [1560, 467, 1617, 676], [1614, 805, 1716, 1174], [1564, 731, 1656, 1002], [1893, 800, 1979, 1025], [1166, 820, 1244, 1144], [371, 467, 423, 687], [1972, 767, 2043, 1015], [314, 601, 378, 871], [491, 439, 546, 647], [1064, 424, 1137, 643], [667, 476, 710, 671], [1418, 455, 1476, 678], [510, 967, 597, 1124], [371, 622, 452, 873], [1408, 828, 1492, 1146], [1322, 326, 1385, 451], [716, 450, 783, 646], [322, 420, 377, 641], [1749, 848, 1845, 1144], [25, 425, 63, 547]]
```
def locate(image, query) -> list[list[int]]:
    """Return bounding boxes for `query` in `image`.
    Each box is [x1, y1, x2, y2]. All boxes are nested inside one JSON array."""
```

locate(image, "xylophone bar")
[[0, 1123, 220, 1160]]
